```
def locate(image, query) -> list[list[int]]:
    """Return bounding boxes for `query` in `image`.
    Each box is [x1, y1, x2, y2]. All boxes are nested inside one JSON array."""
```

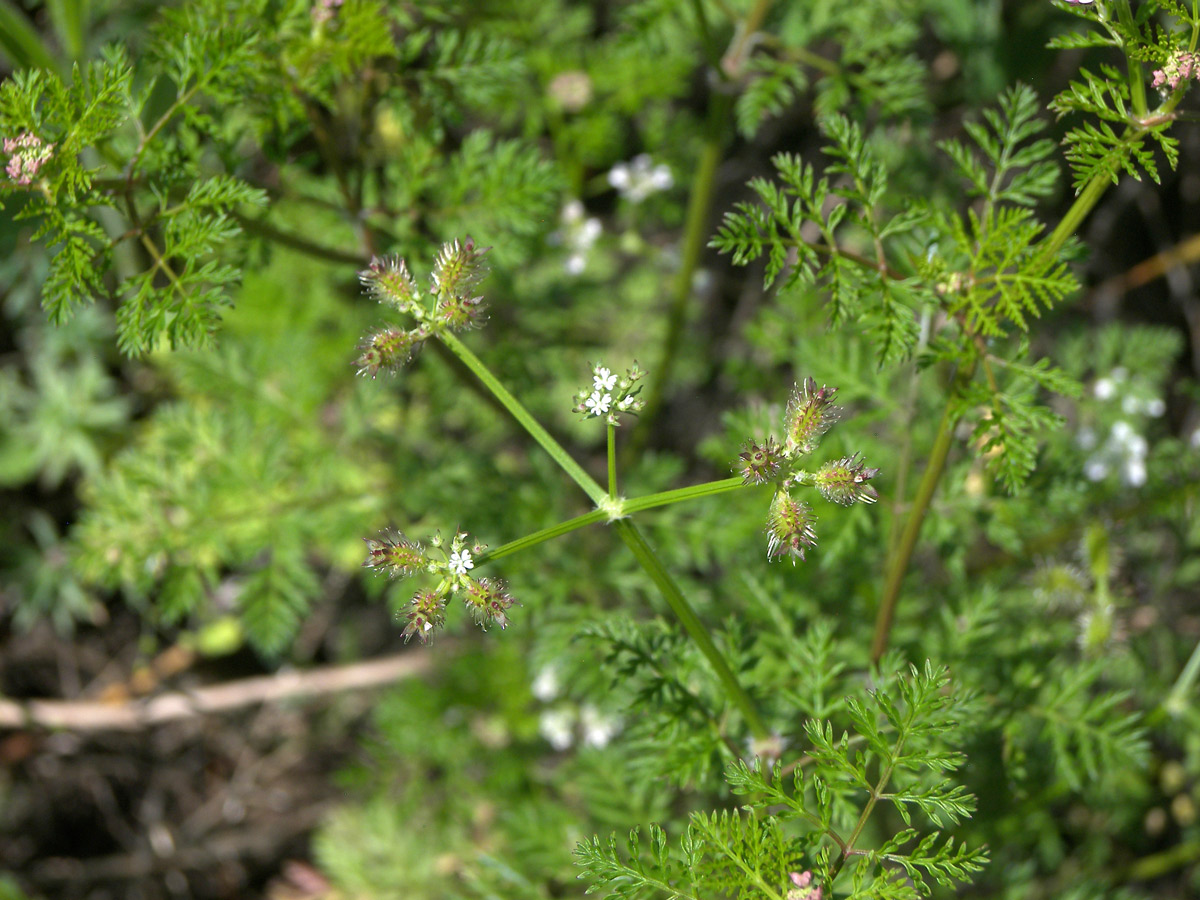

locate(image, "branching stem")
[[437, 333, 767, 739]]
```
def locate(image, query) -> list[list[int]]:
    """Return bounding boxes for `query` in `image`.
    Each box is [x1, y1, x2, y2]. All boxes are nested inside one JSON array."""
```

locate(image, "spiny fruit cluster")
[[356, 237, 491, 377], [363, 528, 515, 642], [736, 378, 879, 563]]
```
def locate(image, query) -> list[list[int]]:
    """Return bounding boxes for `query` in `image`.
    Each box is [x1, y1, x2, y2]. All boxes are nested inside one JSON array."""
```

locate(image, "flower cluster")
[[607, 154, 673, 203], [735, 378, 879, 564], [549, 200, 602, 274], [355, 238, 491, 377], [1081, 420, 1149, 487], [3, 133, 53, 186], [1076, 367, 1165, 488], [786, 871, 823, 900], [1152, 50, 1200, 92], [531, 664, 622, 750], [363, 528, 516, 642], [572, 362, 645, 426]]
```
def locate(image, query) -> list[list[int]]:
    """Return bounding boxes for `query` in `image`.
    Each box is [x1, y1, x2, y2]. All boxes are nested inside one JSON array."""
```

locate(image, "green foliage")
[[1049, 64, 1178, 192], [576, 664, 988, 900], [3, 1, 1200, 898]]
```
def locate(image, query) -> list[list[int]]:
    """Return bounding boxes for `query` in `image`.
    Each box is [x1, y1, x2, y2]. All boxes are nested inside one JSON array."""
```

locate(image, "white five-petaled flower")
[[585, 391, 612, 415], [449, 548, 474, 575], [593, 366, 618, 392]]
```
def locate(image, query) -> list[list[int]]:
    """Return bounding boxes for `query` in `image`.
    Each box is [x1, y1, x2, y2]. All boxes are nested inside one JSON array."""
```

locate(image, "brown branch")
[[0, 650, 435, 732]]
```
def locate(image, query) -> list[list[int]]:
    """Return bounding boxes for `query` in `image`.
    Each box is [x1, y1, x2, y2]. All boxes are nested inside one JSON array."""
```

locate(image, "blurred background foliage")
[[1, 1, 1199, 899]]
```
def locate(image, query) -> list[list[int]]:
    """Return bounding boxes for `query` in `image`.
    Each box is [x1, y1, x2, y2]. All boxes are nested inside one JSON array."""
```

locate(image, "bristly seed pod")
[[401, 589, 446, 644], [360, 256, 420, 313], [783, 377, 840, 455], [363, 530, 426, 577], [432, 236, 491, 298], [814, 453, 880, 506], [436, 292, 487, 331], [355, 327, 421, 377], [766, 491, 818, 564], [464, 577, 517, 631], [736, 437, 784, 485]]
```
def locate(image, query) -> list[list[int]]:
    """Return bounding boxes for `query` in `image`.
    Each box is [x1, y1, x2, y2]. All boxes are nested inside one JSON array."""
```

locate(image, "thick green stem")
[[871, 364, 973, 665], [631, 92, 730, 455], [612, 519, 768, 739]]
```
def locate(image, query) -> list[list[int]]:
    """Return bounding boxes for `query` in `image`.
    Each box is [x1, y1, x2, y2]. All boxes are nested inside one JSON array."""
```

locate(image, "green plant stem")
[[829, 733, 905, 885], [232, 211, 366, 266], [607, 422, 618, 498], [631, 91, 731, 456], [870, 363, 972, 665], [479, 476, 751, 564], [439, 332, 607, 505], [1164, 637, 1200, 717], [873, 137, 1135, 663], [612, 518, 768, 739], [1117, 838, 1200, 882], [439, 333, 766, 739], [478, 509, 607, 564]]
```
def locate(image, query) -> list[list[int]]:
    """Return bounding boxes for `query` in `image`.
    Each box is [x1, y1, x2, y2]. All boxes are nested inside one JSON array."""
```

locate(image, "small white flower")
[[608, 154, 673, 203], [1094, 378, 1115, 400], [1084, 458, 1109, 482], [593, 366, 618, 392], [1122, 456, 1147, 487], [539, 707, 575, 750], [1110, 420, 1136, 444], [1122, 395, 1140, 415], [551, 200, 602, 275], [449, 549, 474, 575], [531, 665, 560, 701], [1191, 427, 1200, 449], [1146, 398, 1166, 417], [1111, 366, 1128, 382], [585, 391, 612, 415], [1076, 427, 1097, 450], [580, 704, 621, 748]]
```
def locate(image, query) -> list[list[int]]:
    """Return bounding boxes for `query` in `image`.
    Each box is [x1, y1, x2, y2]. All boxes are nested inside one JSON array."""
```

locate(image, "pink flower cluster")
[[311, 0, 343, 25], [3, 132, 53, 185], [787, 871, 823, 900], [1152, 51, 1200, 92]]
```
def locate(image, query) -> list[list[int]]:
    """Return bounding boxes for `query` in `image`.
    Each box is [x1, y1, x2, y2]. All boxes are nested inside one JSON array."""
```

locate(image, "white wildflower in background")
[[1191, 427, 1200, 450], [549, 200, 602, 274], [539, 707, 575, 750], [579, 704, 621, 748], [607, 154, 673, 203], [1084, 420, 1149, 487], [531, 665, 560, 701]]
